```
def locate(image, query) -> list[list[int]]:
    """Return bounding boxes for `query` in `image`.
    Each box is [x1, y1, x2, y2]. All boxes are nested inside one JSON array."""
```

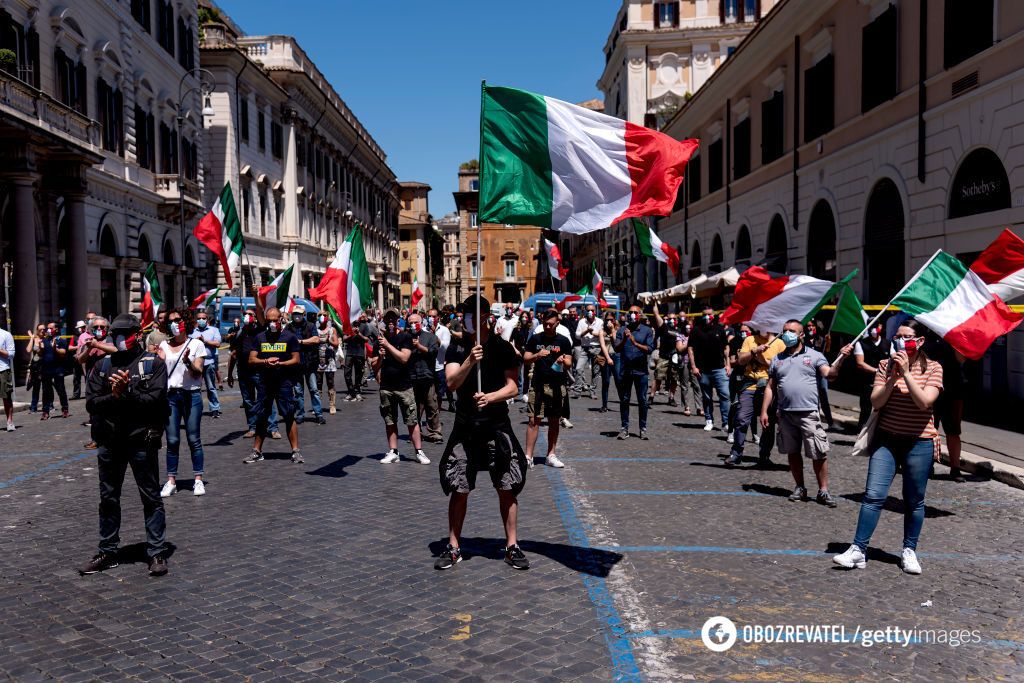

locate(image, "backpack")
[[96, 351, 169, 422]]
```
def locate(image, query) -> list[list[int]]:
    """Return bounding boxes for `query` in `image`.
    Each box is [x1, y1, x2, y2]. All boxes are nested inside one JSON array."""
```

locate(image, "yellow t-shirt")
[[741, 334, 786, 385]]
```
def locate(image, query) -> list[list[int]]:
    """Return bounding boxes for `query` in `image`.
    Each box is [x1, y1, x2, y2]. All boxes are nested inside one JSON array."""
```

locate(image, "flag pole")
[[475, 80, 487, 396]]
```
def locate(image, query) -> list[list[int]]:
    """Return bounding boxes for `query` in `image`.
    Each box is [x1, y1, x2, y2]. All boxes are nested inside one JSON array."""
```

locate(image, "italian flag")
[[970, 228, 1024, 302], [140, 262, 162, 329], [720, 266, 858, 333], [591, 263, 606, 306], [478, 85, 699, 233], [543, 238, 568, 281], [284, 296, 298, 315], [194, 182, 244, 289], [633, 218, 680, 275], [410, 277, 425, 309], [257, 264, 294, 311], [308, 224, 373, 334], [891, 250, 1022, 360], [190, 286, 220, 311]]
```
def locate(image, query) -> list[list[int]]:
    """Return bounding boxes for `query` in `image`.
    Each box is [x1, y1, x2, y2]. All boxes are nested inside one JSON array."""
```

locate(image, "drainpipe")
[[917, 0, 927, 183], [792, 36, 800, 237]]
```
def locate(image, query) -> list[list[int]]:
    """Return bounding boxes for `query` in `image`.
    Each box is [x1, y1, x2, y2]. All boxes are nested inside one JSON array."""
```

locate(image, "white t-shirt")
[[434, 325, 451, 372], [160, 338, 207, 390], [0, 328, 14, 372], [576, 318, 602, 346], [494, 315, 517, 342]]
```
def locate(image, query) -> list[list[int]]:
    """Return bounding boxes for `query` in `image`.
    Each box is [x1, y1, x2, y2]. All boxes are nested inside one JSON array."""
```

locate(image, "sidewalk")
[[828, 388, 1024, 491]]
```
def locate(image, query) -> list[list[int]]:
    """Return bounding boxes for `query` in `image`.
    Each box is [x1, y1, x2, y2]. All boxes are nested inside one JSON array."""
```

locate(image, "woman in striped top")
[[833, 320, 943, 575]]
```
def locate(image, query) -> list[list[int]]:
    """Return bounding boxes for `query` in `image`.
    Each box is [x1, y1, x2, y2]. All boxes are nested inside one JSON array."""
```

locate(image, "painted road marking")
[[0, 453, 92, 490]]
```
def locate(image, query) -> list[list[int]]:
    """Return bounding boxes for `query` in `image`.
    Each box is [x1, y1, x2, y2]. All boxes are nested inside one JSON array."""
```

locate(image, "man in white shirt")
[[494, 305, 518, 342], [0, 322, 16, 431], [573, 305, 603, 399], [429, 309, 454, 411]]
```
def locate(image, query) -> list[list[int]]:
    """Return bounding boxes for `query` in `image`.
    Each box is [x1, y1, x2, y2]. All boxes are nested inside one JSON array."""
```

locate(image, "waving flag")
[[970, 228, 1024, 302], [410, 278, 425, 308], [633, 218, 679, 275], [194, 182, 244, 289], [543, 238, 568, 281], [479, 84, 698, 233], [257, 265, 294, 311], [308, 224, 373, 334], [720, 266, 838, 332], [190, 286, 220, 311], [140, 262, 163, 329], [591, 263, 606, 306]]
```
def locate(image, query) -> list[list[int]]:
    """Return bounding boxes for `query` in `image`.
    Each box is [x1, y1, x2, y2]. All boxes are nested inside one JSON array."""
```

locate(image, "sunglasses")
[[168, 318, 183, 324], [93, 326, 108, 330]]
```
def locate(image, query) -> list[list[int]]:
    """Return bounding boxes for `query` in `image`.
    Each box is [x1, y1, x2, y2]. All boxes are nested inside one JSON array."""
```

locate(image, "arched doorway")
[[98, 225, 118, 319], [766, 215, 787, 272], [864, 178, 905, 304], [948, 148, 1010, 219], [138, 234, 151, 262], [709, 234, 724, 273], [807, 200, 837, 281], [56, 204, 71, 318], [735, 225, 751, 267], [689, 239, 702, 278]]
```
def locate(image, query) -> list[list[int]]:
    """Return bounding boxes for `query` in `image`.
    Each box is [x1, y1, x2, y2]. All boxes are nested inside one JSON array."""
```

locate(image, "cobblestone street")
[[1, 386, 1022, 681]]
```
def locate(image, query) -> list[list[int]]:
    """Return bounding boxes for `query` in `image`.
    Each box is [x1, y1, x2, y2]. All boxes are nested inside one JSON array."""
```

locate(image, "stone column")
[[64, 192, 89, 320], [11, 176, 39, 358]]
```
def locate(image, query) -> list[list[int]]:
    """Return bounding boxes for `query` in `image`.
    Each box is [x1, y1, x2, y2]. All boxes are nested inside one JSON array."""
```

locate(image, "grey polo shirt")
[[768, 346, 828, 412]]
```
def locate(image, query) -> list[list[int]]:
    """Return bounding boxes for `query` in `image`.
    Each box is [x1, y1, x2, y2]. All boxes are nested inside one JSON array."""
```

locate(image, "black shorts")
[[439, 417, 527, 497], [933, 394, 963, 437]]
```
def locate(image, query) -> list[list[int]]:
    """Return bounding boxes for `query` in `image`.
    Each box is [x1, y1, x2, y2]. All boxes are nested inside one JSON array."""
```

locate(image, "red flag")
[[971, 228, 1024, 303]]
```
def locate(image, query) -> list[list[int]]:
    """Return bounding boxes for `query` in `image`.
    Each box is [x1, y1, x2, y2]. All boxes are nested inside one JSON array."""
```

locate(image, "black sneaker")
[[618, 429, 629, 440], [725, 453, 742, 467], [212, 410, 221, 419], [316, 416, 327, 425], [243, 449, 264, 464], [148, 555, 168, 576], [434, 544, 462, 570], [79, 553, 119, 575], [788, 485, 808, 502], [639, 429, 649, 440], [504, 544, 530, 570], [816, 490, 838, 508], [950, 467, 966, 483]]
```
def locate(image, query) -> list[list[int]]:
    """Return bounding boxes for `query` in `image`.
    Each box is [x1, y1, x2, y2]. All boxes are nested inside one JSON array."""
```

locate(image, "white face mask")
[[268, 321, 280, 333], [168, 322, 181, 337]]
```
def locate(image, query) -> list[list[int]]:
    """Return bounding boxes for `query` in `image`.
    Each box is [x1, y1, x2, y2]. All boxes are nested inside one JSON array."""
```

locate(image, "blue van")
[[521, 291, 622, 314], [214, 296, 321, 336]]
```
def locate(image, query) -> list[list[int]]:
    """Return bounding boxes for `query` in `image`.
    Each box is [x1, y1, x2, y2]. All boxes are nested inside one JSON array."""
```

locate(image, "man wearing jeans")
[[343, 313, 371, 401], [688, 308, 730, 431], [191, 310, 222, 418], [573, 305, 602, 399], [287, 306, 324, 424], [614, 305, 654, 440]]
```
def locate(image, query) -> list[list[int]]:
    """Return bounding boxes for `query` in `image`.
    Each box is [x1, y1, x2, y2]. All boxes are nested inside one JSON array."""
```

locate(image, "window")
[[688, 152, 701, 202], [176, 17, 194, 70], [721, 0, 758, 23], [270, 121, 283, 158], [723, 0, 739, 23], [862, 5, 898, 113], [944, 0, 993, 69], [470, 212, 478, 228], [470, 179, 479, 191], [803, 54, 834, 142], [708, 139, 723, 193], [134, 106, 155, 171], [744, 0, 759, 21], [295, 133, 305, 166], [97, 78, 124, 155], [257, 111, 265, 150], [400, 271, 411, 284], [1, 13, 38, 86], [131, 0, 150, 32], [504, 260, 516, 278], [733, 118, 750, 179], [470, 260, 479, 279], [54, 48, 87, 113], [761, 89, 784, 164], [159, 122, 177, 174], [259, 189, 267, 236], [156, 1, 174, 56], [239, 98, 249, 143], [655, 2, 679, 28], [181, 137, 197, 181]]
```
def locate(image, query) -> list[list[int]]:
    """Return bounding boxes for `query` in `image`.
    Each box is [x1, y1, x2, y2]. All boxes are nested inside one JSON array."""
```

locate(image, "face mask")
[[894, 337, 919, 354], [668, 319, 677, 328], [197, 319, 208, 330], [411, 321, 422, 334], [93, 328, 107, 340], [113, 334, 136, 352], [319, 315, 328, 325], [780, 331, 800, 348], [268, 321, 280, 333], [244, 314, 255, 325], [292, 315, 304, 325], [807, 328, 816, 337], [702, 314, 713, 325], [628, 312, 639, 324], [586, 311, 595, 320], [739, 331, 748, 339], [488, 315, 497, 327], [869, 327, 879, 339], [168, 322, 182, 337]]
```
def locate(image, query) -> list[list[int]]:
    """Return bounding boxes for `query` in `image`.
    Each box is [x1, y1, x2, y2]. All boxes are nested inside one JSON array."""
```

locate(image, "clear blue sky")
[[216, 0, 618, 216]]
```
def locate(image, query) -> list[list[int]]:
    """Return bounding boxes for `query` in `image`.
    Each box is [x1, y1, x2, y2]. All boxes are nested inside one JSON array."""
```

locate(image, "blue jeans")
[[202, 364, 220, 412], [853, 435, 933, 552], [294, 369, 322, 420], [618, 371, 649, 431], [239, 372, 278, 433], [699, 368, 730, 426], [729, 386, 763, 457], [165, 390, 204, 477], [435, 368, 448, 403], [600, 354, 618, 409]]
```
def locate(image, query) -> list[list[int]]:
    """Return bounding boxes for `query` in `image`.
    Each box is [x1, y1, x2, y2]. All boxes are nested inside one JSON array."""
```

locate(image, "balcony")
[[154, 174, 205, 221], [0, 71, 100, 150]]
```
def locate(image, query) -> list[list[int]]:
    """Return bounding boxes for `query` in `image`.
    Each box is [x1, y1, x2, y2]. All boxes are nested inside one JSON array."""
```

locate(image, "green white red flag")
[[257, 265, 294, 311], [720, 267, 853, 332], [410, 277, 424, 309], [194, 182, 244, 289], [633, 218, 680, 275], [190, 286, 220, 311], [140, 262, 163, 329], [591, 263, 606, 306], [308, 224, 373, 334], [543, 238, 568, 280]]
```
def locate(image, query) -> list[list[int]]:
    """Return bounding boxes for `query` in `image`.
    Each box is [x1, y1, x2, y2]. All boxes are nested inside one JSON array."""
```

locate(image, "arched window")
[[864, 178, 905, 303], [735, 225, 751, 266], [948, 148, 1010, 219], [766, 215, 787, 272], [807, 200, 837, 281], [185, 246, 195, 268], [689, 239, 702, 277], [709, 234, 724, 273], [138, 233, 151, 262], [163, 238, 175, 265], [99, 225, 117, 257]]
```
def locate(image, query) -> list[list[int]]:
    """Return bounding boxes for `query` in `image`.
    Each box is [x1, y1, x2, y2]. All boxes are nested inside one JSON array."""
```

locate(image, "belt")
[[168, 387, 201, 394]]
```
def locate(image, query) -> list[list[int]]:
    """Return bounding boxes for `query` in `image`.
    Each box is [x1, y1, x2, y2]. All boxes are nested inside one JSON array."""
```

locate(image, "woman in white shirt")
[[158, 309, 208, 497]]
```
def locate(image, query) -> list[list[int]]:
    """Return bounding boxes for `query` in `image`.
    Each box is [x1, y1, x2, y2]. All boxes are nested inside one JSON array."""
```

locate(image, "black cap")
[[462, 294, 490, 314], [109, 313, 141, 335]]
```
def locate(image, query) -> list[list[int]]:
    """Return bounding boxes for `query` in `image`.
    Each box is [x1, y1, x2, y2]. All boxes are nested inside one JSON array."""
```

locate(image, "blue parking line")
[[546, 467, 643, 682], [590, 545, 1022, 562], [0, 452, 92, 490], [581, 490, 768, 497]]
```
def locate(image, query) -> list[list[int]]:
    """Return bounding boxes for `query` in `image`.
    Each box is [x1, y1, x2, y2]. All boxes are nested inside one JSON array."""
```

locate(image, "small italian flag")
[[257, 264, 294, 311], [410, 277, 425, 309], [285, 296, 298, 315], [543, 238, 568, 281], [633, 218, 680, 275], [190, 286, 220, 311], [194, 182, 244, 289], [591, 263, 606, 306], [308, 224, 373, 334], [141, 262, 163, 329], [478, 84, 698, 233], [891, 250, 1023, 360]]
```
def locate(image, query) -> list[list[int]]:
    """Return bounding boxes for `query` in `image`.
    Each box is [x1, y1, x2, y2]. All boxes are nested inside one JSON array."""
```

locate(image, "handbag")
[[851, 410, 879, 458]]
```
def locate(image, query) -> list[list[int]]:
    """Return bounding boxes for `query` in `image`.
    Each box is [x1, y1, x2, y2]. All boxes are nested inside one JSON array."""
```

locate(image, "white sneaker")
[[160, 480, 176, 498], [832, 545, 867, 569], [560, 417, 574, 429], [726, 433, 734, 444], [414, 449, 430, 465], [6, 422, 14, 432], [703, 421, 714, 432], [526, 455, 535, 469], [193, 480, 205, 496], [752, 434, 761, 445], [546, 454, 565, 468], [901, 548, 922, 575], [381, 450, 400, 464]]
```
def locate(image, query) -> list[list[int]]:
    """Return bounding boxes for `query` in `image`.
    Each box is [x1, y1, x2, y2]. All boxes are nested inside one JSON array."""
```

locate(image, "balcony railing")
[[154, 174, 202, 203], [0, 70, 100, 148]]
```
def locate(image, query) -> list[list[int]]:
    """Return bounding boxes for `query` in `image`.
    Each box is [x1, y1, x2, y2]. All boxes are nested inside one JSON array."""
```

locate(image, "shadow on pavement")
[[825, 541, 901, 567], [840, 492, 955, 518], [114, 542, 177, 566], [305, 455, 363, 478], [428, 537, 624, 577], [741, 483, 795, 497], [205, 430, 248, 447]]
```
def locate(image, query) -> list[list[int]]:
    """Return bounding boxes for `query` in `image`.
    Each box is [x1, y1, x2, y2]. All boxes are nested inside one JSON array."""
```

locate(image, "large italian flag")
[[194, 182, 244, 289], [633, 218, 680, 275], [478, 85, 699, 233], [257, 265, 293, 311], [970, 228, 1024, 302], [720, 267, 859, 333], [891, 250, 1022, 360], [140, 262, 162, 329], [543, 238, 568, 281], [308, 224, 373, 334]]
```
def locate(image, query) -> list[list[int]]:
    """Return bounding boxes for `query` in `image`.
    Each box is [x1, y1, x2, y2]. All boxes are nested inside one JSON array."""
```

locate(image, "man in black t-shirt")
[[687, 308, 731, 431], [435, 295, 528, 572], [373, 308, 427, 465], [244, 307, 302, 464], [524, 309, 573, 469], [287, 305, 324, 425], [234, 308, 279, 439], [408, 312, 443, 443]]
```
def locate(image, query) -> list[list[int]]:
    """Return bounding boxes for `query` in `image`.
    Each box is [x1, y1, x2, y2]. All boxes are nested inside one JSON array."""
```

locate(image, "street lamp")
[[338, 190, 354, 248], [176, 66, 216, 306]]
